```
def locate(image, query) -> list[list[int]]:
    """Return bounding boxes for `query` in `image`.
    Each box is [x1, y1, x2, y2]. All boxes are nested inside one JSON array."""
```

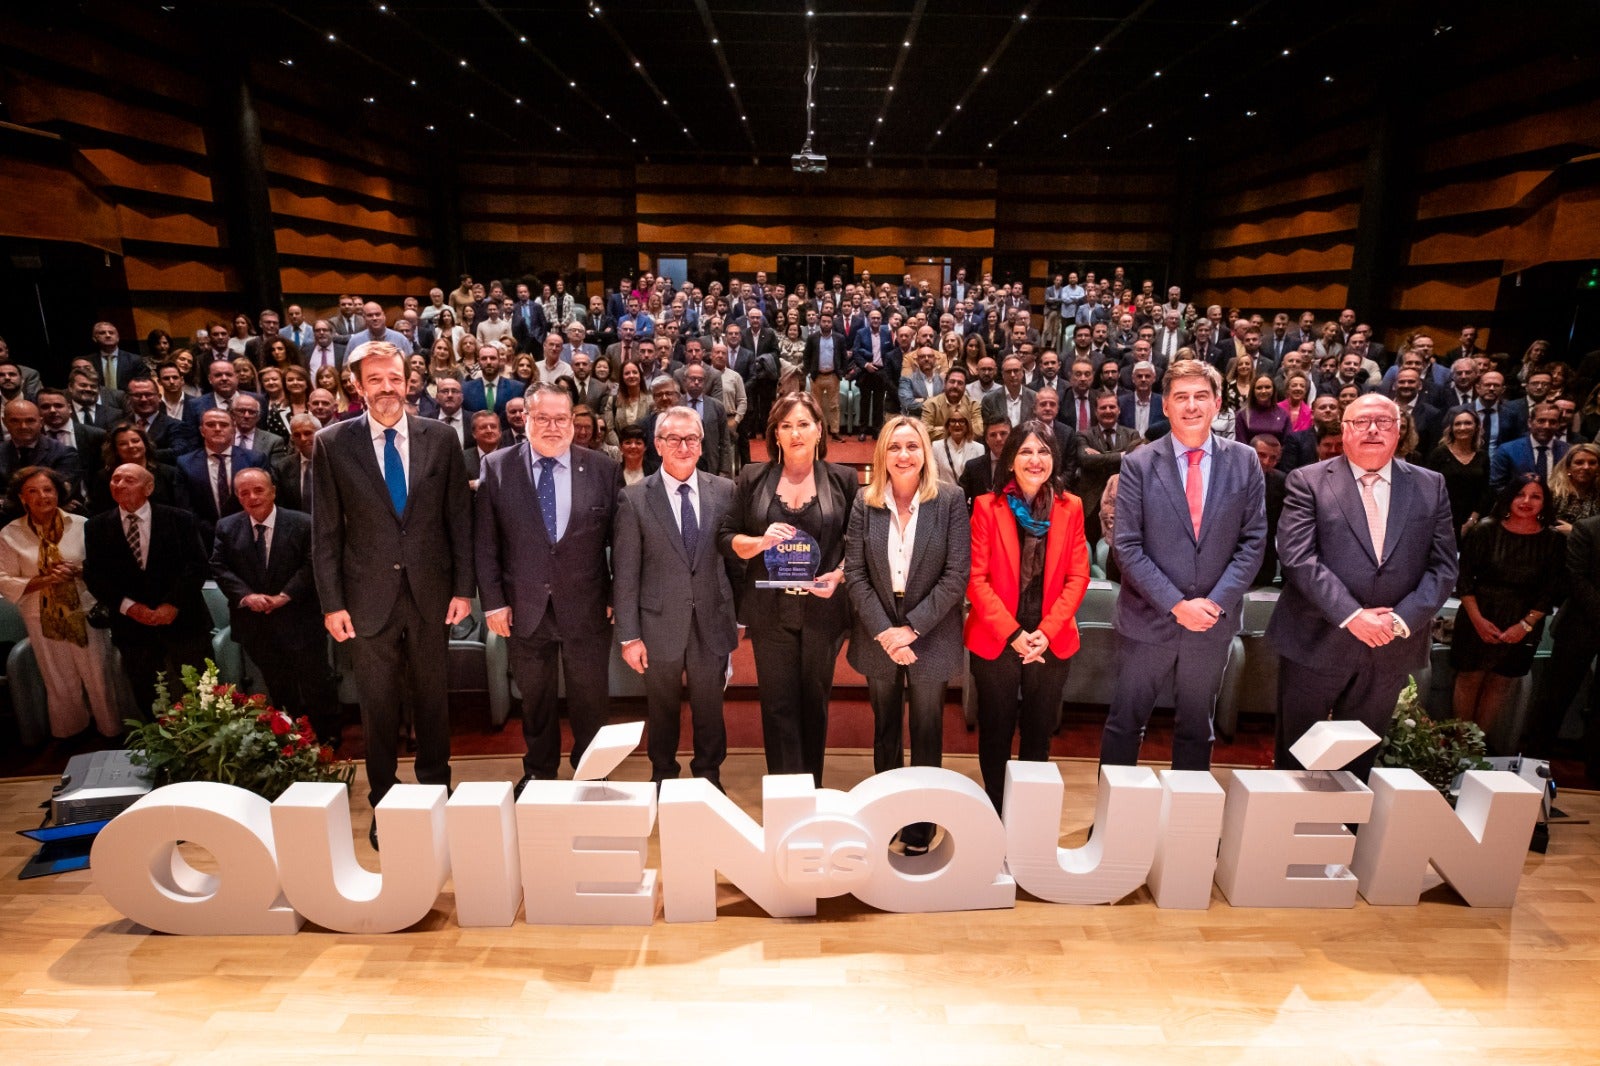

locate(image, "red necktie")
[[1185, 448, 1205, 537]]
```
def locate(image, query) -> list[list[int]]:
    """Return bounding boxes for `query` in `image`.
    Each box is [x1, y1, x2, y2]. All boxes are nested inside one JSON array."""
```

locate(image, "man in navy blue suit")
[[176, 408, 271, 547], [462, 344, 525, 424], [475, 384, 618, 791], [851, 307, 897, 441], [1490, 402, 1567, 492], [185, 358, 263, 427], [1266, 393, 1457, 780], [1101, 361, 1267, 771]]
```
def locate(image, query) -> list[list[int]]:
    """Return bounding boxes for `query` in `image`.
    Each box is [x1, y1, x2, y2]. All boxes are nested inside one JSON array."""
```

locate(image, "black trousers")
[[116, 628, 213, 726], [857, 369, 890, 434], [1528, 623, 1600, 772], [643, 617, 728, 785], [246, 637, 342, 750], [1275, 656, 1410, 781], [751, 619, 846, 787], [970, 646, 1072, 814], [1101, 631, 1232, 772], [869, 670, 945, 775], [346, 585, 451, 806], [507, 602, 611, 780]]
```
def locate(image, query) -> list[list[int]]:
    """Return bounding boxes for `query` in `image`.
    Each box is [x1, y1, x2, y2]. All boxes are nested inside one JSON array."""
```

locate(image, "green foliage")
[[1376, 677, 1492, 795], [125, 660, 354, 801]]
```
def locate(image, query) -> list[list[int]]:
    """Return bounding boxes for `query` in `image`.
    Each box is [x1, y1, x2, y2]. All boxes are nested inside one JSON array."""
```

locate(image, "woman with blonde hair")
[[1549, 442, 1600, 530], [844, 415, 969, 853]]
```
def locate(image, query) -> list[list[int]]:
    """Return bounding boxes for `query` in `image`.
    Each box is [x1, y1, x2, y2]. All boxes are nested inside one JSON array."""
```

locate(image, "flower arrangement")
[[125, 661, 354, 800], [1376, 676, 1492, 796]]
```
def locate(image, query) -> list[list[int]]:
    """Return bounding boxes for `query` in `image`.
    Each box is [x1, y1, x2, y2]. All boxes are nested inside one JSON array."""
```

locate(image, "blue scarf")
[[1004, 483, 1052, 538]]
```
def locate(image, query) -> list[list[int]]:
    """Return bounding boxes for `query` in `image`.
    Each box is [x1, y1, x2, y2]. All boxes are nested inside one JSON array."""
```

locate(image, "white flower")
[[1403, 718, 1416, 729]]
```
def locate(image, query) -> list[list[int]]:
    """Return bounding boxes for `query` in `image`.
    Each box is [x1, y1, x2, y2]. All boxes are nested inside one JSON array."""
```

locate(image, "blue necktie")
[[383, 427, 407, 515], [537, 456, 558, 541], [678, 482, 699, 562]]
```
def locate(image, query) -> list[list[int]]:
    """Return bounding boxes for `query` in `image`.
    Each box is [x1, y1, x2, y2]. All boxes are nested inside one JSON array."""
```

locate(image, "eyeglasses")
[[530, 415, 572, 429], [658, 434, 702, 449], [1343, 416, 1397, 431]]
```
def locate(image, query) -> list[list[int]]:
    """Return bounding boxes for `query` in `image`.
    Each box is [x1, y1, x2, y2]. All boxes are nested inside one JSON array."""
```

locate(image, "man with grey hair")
[[613, 403, 740, 788], [229, 392, 288, 466], [709, 340, 746, 474]]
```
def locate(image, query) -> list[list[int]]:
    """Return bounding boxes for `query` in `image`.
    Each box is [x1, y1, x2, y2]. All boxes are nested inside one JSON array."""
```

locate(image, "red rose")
[[317, 745, 334, 764], [256, 712, 273, 723], [212, 685, 229, 696], [268, 713, 292, 736], [231, 691, 248, 706], [280, 744, 295, 758]]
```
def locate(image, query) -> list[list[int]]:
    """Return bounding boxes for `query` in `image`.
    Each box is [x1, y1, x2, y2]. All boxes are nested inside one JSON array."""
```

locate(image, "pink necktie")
[[1359, 472, 1385, 561], [1185, 449, 1204, 537]]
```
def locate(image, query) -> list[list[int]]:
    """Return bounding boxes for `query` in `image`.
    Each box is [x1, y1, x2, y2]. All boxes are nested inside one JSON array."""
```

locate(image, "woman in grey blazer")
[[844, 415, 971, 854]]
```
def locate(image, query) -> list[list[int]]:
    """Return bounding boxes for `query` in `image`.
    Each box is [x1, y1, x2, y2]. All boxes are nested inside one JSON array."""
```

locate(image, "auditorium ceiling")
[[241, 0, 1566, 166]]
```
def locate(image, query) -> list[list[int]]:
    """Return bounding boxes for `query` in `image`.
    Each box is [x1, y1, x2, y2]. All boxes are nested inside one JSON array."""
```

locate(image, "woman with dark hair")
[[844, 416, 970, 854], [1425, 405, 1490, 537], [281, 364, 313, 423], [718, 391, 859, 786], [604, 361, 651, 444], [964, 418, 1091, 813], [1451, 473, 1565, 739], [262, 336, 302, 373], [962, 332, 988, 379], [88, 422, 186, 515], [1550, 442, 1600, 530], [0, 467, 119, 738], [616, 423, 648, 487], [1235, 374, 1290, 447], [144, 329, 173, 364], [171, 348, 202, 396]]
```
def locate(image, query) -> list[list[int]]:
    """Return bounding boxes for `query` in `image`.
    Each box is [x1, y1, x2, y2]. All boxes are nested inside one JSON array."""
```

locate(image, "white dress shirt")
[[251, 505, 278, 566], [118, 501, 153, 614], [368, 416, 411, 492], [437, 410, 465, 445], [886, 492, 921, 595], [660, 466, 700, 535]]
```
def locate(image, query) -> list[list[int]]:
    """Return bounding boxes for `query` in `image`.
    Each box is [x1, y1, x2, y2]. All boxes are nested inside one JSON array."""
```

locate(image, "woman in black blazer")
[[717, 391, 858, 786], [844, 416, 970, 853], [86, 422, 189, 515]]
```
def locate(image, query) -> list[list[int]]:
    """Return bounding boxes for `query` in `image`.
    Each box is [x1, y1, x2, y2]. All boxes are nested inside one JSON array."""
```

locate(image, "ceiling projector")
[[791, 150, 828, 174]]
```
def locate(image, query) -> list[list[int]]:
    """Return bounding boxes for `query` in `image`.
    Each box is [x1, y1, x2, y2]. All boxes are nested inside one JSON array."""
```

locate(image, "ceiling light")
[[631, 137, 637, 143], [729, 81, 735, 88], [662, 98, 670, 105], [1154, 70, 1162, 76], [327, 33, 336, 41], [682, 127, 688, 133], [1020, 11, 1028, 19], [1282, 48, 1291, 56], [1093, 45, 1101, 51], [1012, 119, 1019, 125], [409, 79, 417, 86], [1147, 122, 1153, 128], [425, 124, 435, 131], [981, 66, 989, 74], [634, 60, 641, 68], [1246, 110, 1257, 117], [1100, 106, 1107, 112], [903, 40, 910, 47], [711, 37, 718, 44], [876, 117, 883, 123], [605, 113, 611, 119], [555, 125, 562, 132], [520, 35, 527, 43], [887, 85, 895, 92], [570, 81, 577, 87], [806, 9, 814, 16], [935, 130, 942, 136], [515, 98, 523, 104], [280, 58, 294, 66], [1203, 92, 1210, 98], [1061, 133, 1068, 138], [986, 142, 993, 148], [459, 59, 468, 67], [741, 115, 748, 121], [1187, 135, 1195, 141], [377, 2, 387, 10], [955, 103, 962, 110], [1045, 88, 1053, 95], [363, 96, 375, 104], [468, 111, 476, 118], [1324, 75, 1334, 83], [869, 140, 875, 146]]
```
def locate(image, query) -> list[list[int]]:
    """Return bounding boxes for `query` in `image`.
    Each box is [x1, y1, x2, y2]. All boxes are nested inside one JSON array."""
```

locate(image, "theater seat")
[[1221, 589, 1282, 741]]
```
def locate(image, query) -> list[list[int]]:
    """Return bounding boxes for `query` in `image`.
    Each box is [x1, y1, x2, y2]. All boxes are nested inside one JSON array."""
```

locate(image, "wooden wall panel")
[[5, 73, 208, 156], [636, 223, 995, 250], [0, 156, 123, 254]]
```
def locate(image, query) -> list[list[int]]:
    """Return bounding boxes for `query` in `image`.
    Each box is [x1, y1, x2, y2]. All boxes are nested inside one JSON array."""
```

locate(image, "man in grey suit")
[[614, 407, 741, 787], [980, 354, 1037, 429], [1101, 361, 1267, 771], [476, 384, 619, 790], [1265, 393, 1457, 780], [312, 342, 475, 845]]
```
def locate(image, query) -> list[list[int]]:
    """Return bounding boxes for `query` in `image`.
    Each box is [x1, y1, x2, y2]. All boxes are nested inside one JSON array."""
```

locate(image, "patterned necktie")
[[383, 427, 407, 514], [1185, 448, 1205, 538], [678, 481, 699, 562], [1359, 472, 1385, 561], [537, 456, 558, 541], [125, 512, 142, 568]]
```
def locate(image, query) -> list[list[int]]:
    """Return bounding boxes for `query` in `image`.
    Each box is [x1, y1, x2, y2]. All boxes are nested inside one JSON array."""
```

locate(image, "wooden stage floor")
[[3, 752, 1598, 1065]]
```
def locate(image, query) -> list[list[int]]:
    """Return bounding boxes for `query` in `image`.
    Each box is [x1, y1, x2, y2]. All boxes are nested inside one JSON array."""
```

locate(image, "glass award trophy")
[[755, 529, 828, 590]]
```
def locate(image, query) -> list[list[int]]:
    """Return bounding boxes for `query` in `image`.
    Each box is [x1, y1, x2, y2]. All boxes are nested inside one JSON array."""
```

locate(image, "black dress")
[[1450, 520, 1566, 677], [1425, 443, 1489, 533]]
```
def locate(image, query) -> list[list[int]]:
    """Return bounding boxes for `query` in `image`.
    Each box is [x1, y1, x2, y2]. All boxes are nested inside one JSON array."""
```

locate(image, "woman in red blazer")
[[964, 419, 1091, 813]]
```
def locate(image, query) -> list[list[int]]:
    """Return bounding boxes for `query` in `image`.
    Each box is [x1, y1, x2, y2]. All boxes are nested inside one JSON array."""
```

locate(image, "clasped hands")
[[240, 592, 291, 613], [1010, 629, 1050, 664], [127, 602, 178, 626], [1348, 607, 1401, 648], [1470, 613, 1530, 646], [877, 625, 917, 666]]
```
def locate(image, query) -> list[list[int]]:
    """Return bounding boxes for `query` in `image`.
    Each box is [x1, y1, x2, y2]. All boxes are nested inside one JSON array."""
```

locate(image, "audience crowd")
[[1, 263, 1595, 835]]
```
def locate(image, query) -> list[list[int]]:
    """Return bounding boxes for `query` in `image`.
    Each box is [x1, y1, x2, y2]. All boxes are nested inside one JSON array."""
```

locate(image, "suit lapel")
[[1384, 463, 1416, 564], [564, 449, 589, 543], [992, 495, 1020, 589], [903, 491, 943, 595], [648, 474, 690, 567], [1330, 461, 1381, 565], [1150, 446, 1198, 545], [349, 415, 397, 523]]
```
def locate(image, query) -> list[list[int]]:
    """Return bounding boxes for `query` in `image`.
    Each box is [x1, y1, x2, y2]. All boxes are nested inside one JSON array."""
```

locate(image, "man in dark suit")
[[1528, 512, 1600, 776], [303, 320, 346, 378], [851, 308, 897, 439], [121, 377, 198, 458], [1281, 395, 1343, 473], [1475, 370, 1525, 456], [462, 346, 525, 423], [177, 409, 271, 548], [312, 342, 475, 841], [1490, 402, 1568, 491], [960, 420, 1011, 510], [462, 410, 502, 485], [614, 406, 740, 787], [0, 399, 78, 491], [229, 394, 290, 467], [1249, 436, 1290, 586], [209, 468, 341, 747], [1388, 366, 1445, 457], [87, 321, 148, 393], [1118, 360, 1167, 438], [35, 389, 101, 501], [477, 384, 618, 790], [83, 463, 213, 717], [1266, 393, 1458, 780], [1101, 361, 1266, 771], [1150, 310, 1191, 369], [679, 364, 728, 476], [185, 358, 263, 428], [511, 282, 549, 354], [274, 414, 317, 512], [67, 368, 123, 429], [1078, 392, 1144, 545]]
